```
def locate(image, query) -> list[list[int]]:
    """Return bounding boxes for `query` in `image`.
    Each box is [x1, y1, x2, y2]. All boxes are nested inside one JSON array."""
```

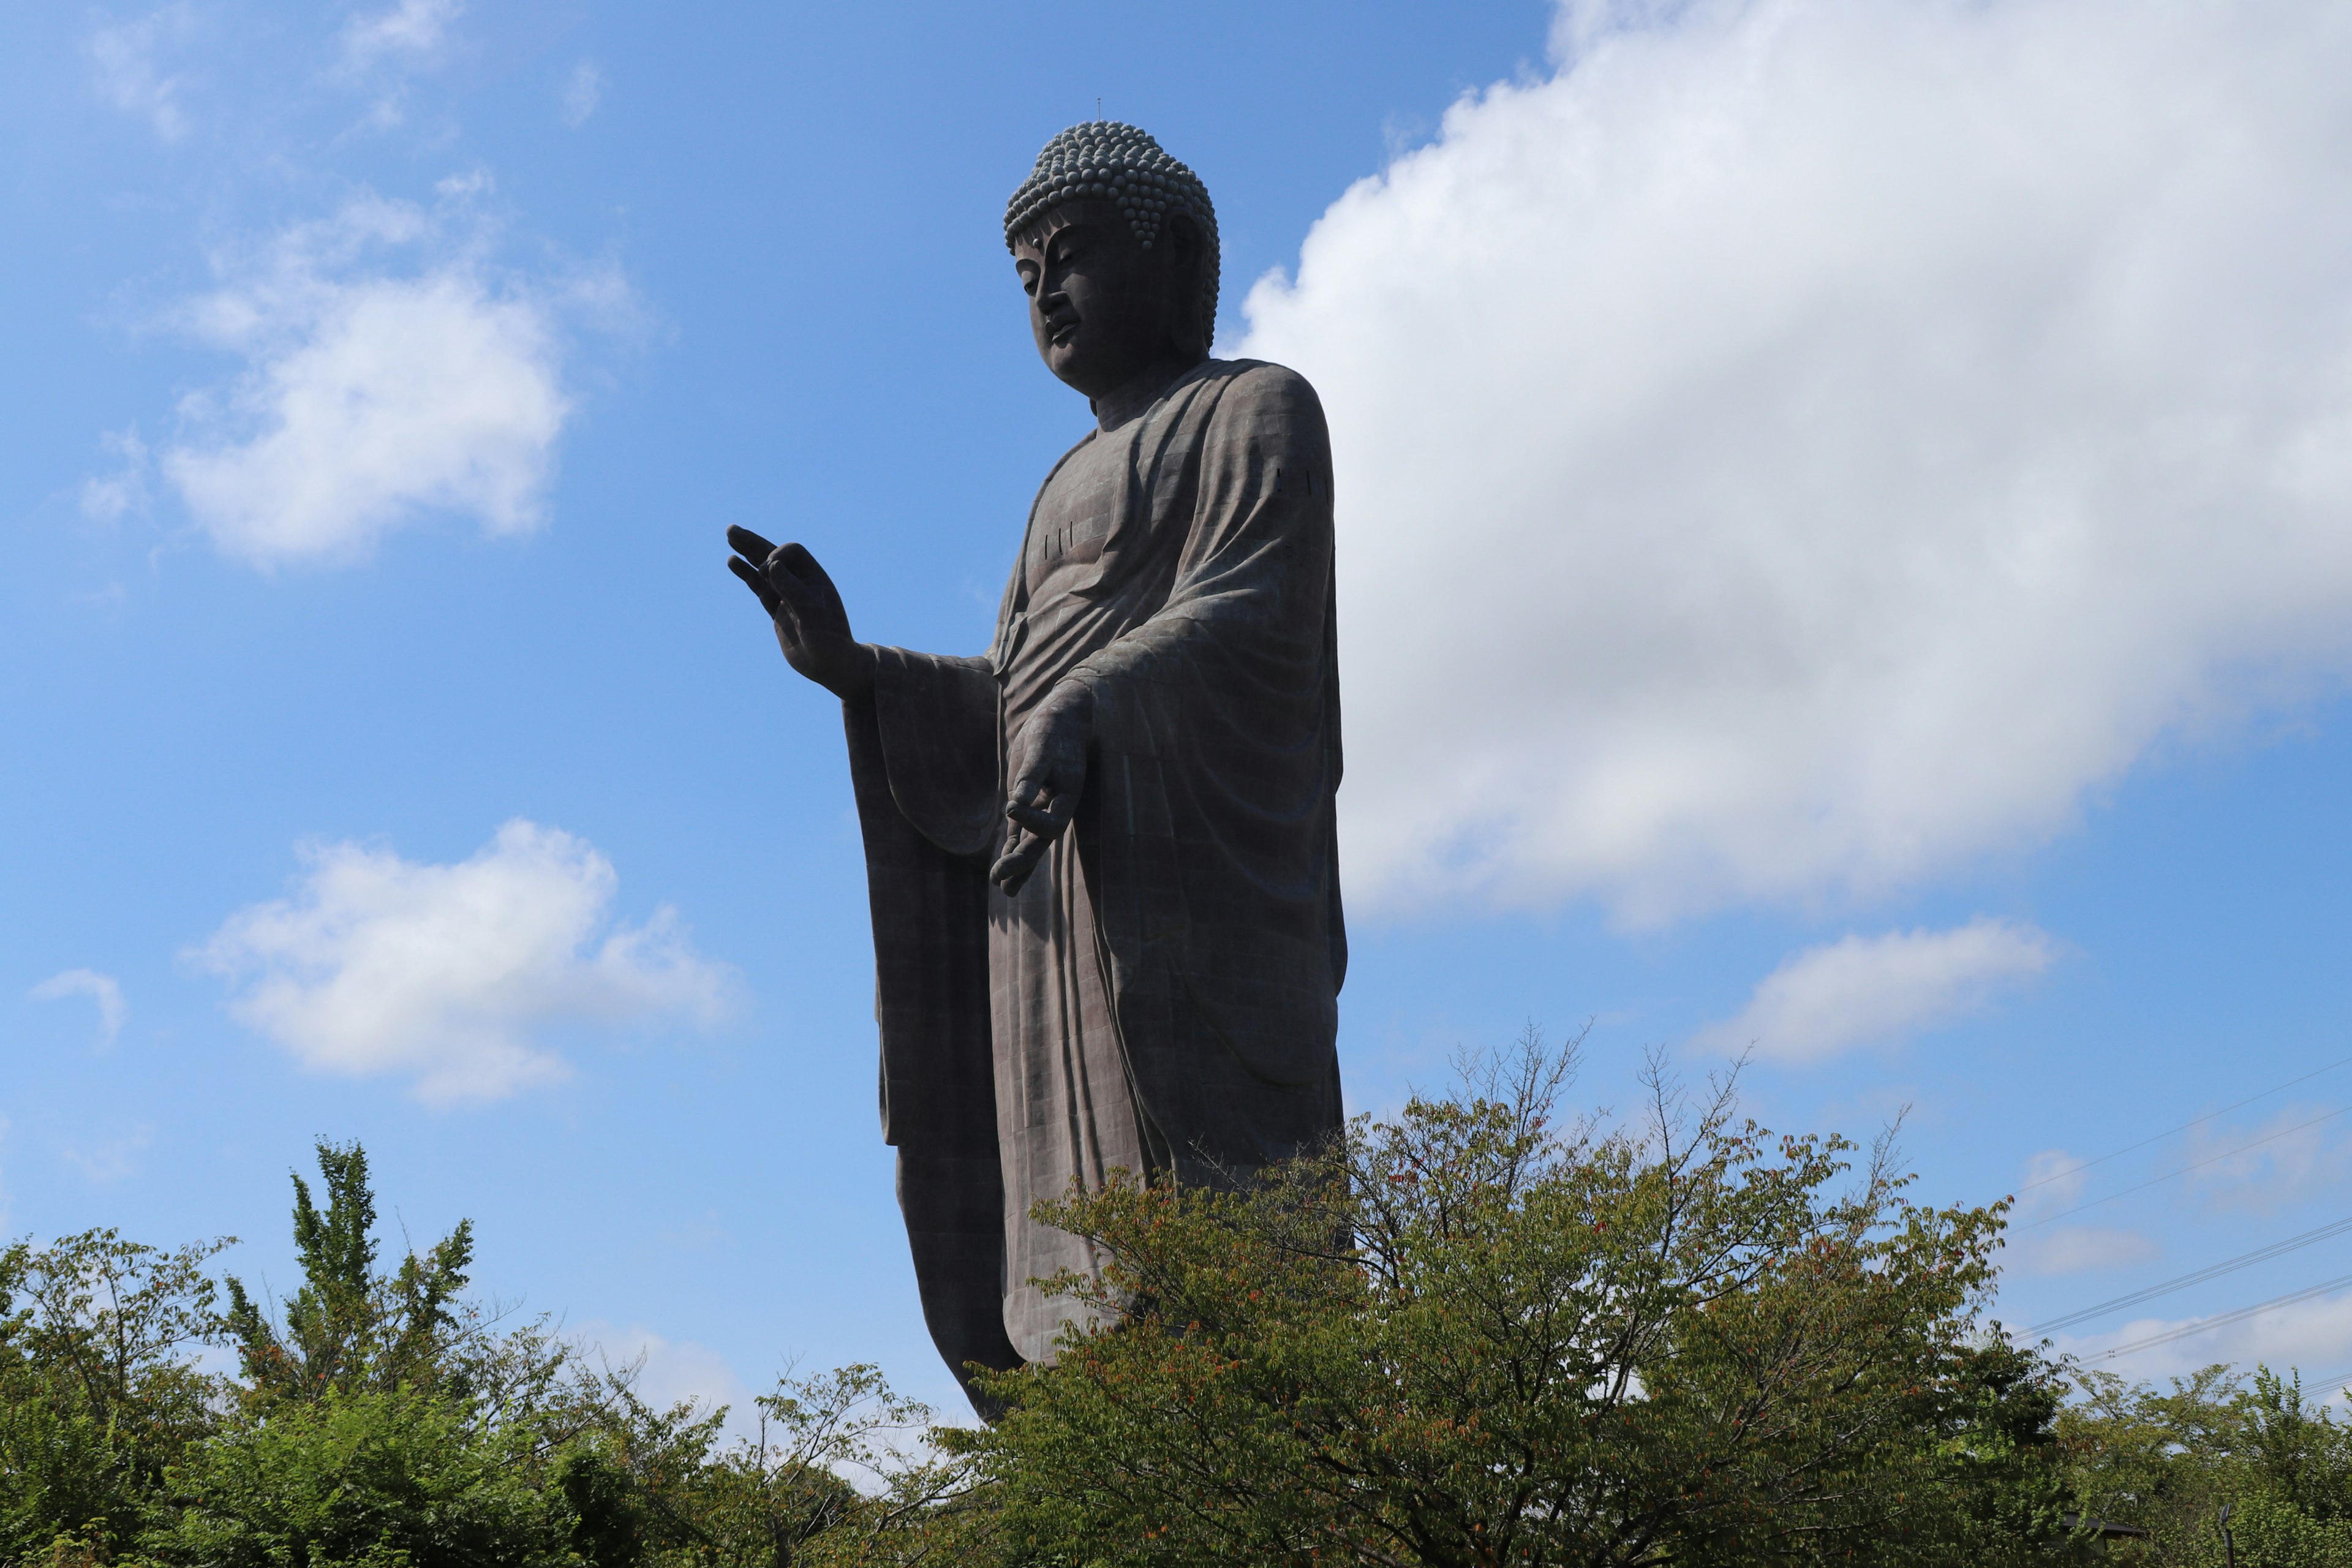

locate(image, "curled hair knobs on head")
[[1004, 121, 1220, 339]]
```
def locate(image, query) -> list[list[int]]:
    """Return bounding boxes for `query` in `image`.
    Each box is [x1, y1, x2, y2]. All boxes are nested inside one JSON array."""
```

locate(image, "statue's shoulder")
[[1194, 358, 1327, 428]]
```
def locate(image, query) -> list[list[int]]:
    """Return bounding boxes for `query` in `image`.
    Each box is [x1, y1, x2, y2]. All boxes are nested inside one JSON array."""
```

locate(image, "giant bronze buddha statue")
[[728, 122, 1345, 1414]]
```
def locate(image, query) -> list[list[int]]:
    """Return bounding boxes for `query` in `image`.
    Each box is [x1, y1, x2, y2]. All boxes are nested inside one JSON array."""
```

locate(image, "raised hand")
[[726, 526, 876, 700], [989, 682, 1093, 895]]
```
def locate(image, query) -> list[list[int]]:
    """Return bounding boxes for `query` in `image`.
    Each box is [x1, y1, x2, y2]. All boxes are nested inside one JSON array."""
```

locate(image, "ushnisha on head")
[[1006, 122, 1219, 411]]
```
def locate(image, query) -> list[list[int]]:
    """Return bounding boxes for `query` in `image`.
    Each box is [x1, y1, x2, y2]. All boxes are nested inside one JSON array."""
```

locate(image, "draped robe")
[[840, 358, 1346, 1402]]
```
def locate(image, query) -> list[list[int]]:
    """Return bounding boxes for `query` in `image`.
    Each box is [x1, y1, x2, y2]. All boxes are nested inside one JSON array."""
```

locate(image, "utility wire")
[[2016, 1104, 2352, 1231], [2026, 1213, 2352, 1335], [2282, 1364, 2352, 1396], [2016, 1054, 2352, 1194], [2075, 1359, 2352, 1400], [2085, 1272, 2352, 1363]]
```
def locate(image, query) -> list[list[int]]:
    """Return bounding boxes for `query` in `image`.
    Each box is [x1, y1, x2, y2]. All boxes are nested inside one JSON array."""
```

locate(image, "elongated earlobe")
[[1164, 214, 1212, 357]]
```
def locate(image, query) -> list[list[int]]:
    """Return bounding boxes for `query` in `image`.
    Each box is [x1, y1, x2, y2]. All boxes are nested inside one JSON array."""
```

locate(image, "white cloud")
[[79, 429, 152, 524], [2021, 1224, 2159, 1278], [195, 820, 733, 1106], [61, 1126, 153, 1185], [160, 192, 573, 565], [2187, 1104, 2352, 1213], [89, 5, 194, 142], [341, 0, 461, 69], [1240, 0, 2352, 921], [30, 968, 127, 1049], [1692, 916, 2054, 1062], [335, 0, 459, 128], [2015, 1147, 2089, 1215], [575, 1320, 755, 1434], [560, 61, 601, 129], [2062, 1289, 2352, 1392]]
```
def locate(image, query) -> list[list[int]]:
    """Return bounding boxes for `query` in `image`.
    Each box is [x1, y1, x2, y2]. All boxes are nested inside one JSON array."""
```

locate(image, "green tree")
[[147, 1387, 571, 1568], [142, 1142, 595, 1568], [133, 1140, 984, 1568], [222, 1142, 480, 1408], [573, 1360, 990, 1568], [0, 1229, 232, 1562], [2217, 1490, 2352, 1568], [963, 1036, 2080, 1567], [2060, 1363, 2352, 1566]]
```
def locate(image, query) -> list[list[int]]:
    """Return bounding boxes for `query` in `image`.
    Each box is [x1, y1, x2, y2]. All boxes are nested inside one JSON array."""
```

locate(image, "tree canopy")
[[958, 1041, 2078, 1567], [2, 1042, 2337, 1567]]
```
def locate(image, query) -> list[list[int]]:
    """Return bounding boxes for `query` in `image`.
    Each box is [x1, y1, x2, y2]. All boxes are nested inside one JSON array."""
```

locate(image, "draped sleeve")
[[842, 648, 998, 1147]]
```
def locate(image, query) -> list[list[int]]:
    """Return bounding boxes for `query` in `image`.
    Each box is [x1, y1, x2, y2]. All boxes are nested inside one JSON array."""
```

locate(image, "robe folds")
[[840, 358, 1346, 1396]]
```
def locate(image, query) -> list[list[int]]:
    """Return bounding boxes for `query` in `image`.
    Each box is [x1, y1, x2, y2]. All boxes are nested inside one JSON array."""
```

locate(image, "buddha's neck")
[[1091, 351, 1208, 433]]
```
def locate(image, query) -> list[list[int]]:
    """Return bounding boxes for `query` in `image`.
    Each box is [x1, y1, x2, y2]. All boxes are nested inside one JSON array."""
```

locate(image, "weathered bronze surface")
[[728, 123, 1344, 1414]]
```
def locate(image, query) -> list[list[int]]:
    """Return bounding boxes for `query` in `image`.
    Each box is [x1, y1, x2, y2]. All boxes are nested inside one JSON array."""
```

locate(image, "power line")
[[2016, 1053, 2352, 1195], [2089, 1360, 2352, 1398], [2283, 1365, 2352, 1396], [2026, 1213, 2352, 1335], [2085, 1272, 2352, 1363], [2016, 1104, 2352, 1231]]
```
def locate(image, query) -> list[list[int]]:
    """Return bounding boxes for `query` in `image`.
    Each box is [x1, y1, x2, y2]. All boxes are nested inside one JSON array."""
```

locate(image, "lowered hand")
[[990, 682, 1093, 895]]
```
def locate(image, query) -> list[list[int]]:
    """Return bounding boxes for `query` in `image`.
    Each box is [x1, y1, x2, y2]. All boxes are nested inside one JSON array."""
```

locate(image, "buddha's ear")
[[1162, 211, 1212, 356]]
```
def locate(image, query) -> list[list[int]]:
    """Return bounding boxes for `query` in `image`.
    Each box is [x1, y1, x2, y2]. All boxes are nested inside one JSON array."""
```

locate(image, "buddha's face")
[[1012, 199, 1200, 399]]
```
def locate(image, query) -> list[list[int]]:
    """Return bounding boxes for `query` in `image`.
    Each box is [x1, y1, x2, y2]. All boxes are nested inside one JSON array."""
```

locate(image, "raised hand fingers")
[[774, 543, 851, 623], [776, 541, 825, 581], [762, 557, 819, 610], [726, 554, 781, 614], [727, 524, 780, 563]]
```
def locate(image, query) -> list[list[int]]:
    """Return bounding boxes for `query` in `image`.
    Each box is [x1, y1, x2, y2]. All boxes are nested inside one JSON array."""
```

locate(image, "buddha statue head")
[[1005, 122, 1219, 403]]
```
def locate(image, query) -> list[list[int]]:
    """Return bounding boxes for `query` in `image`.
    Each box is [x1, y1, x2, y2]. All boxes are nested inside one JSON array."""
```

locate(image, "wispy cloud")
[[2021, 1225, 2160, 1278], [2005, 1145, 2155, 1276], [1244, 0, 2352, 920], [30, 968, 128, 1049], [1693, 918, 2056, 1063], [340, 0, 461, 70], [88, 4, 195, 142], [2016, 1147, 2090, 1214], [333, 0, 462, 132], [560, 61, 601, 129], [79, 429, 153, 524], [2060, 1288, 2352, 1392], [194, 820, 734, 1106], [2187, 1104, 2352, 1214], [574, 1320, 756, 1436], [61, 1126, 153, 1184], [159, 185, 586, 566]]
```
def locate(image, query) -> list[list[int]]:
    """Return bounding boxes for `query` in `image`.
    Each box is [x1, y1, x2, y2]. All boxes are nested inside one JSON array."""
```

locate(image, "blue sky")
[[9, 0, 2352, 1419]]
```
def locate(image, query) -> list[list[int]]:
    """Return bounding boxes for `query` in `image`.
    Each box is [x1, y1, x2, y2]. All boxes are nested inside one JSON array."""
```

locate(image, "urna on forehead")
[[1002, 120, 1220, 260]]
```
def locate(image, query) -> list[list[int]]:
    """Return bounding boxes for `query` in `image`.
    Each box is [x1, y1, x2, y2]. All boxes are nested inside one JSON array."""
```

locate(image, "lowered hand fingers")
[[1008, 796, 1072, 838], [1003, 763, 1076, 839], [990, 827, 1050, 895]]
